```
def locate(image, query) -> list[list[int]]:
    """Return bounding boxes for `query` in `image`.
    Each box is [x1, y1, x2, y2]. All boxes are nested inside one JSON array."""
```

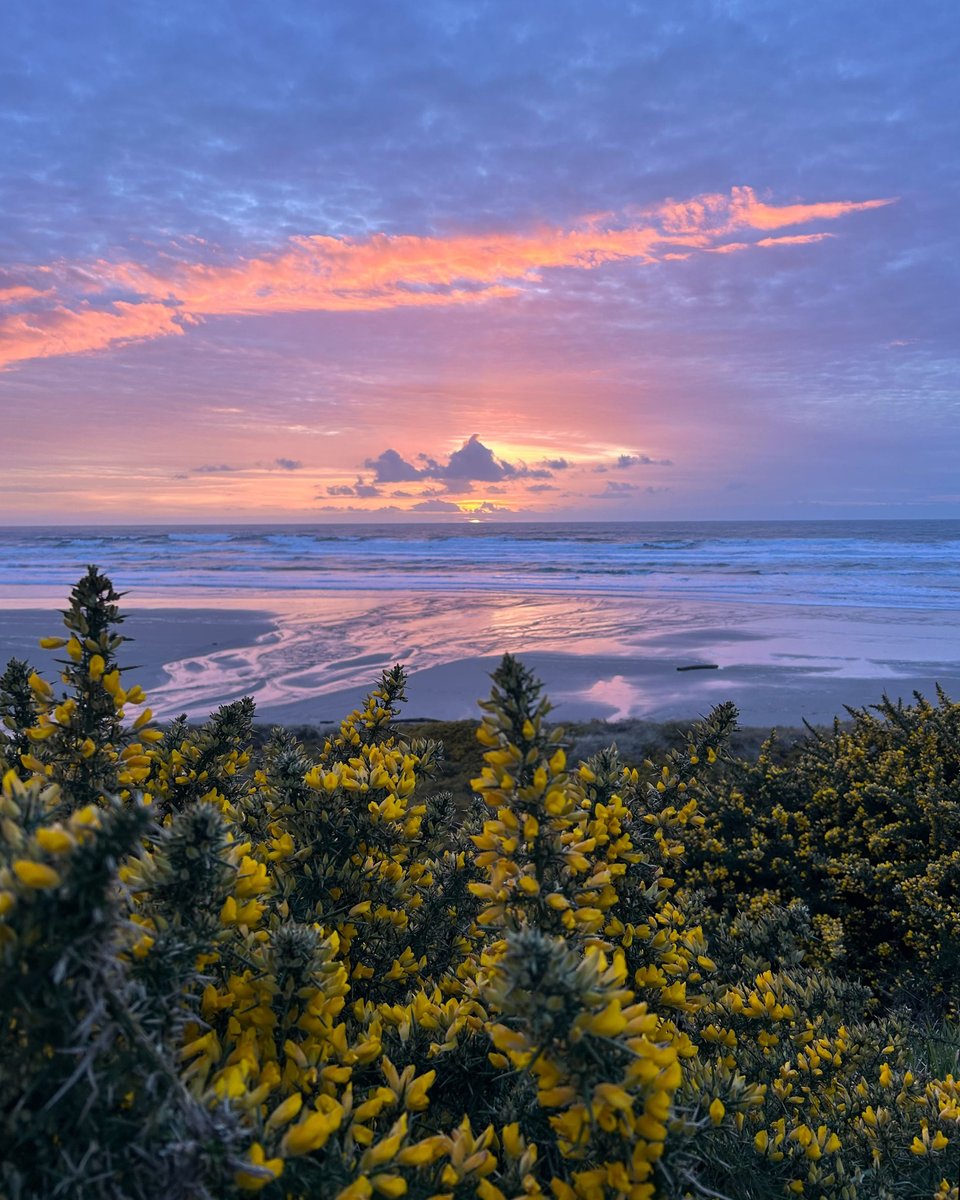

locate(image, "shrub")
[[680, 692, 960, 1006], [1, 568, 959, 1200]]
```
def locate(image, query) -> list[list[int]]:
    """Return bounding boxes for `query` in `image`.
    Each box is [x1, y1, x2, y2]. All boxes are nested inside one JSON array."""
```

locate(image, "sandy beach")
[[3, 592, 959, 730]]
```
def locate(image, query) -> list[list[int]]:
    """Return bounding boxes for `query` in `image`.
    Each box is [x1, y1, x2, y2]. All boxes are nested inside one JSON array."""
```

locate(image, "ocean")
[[2, 520, 959, 725], [2, 520, 960, 608]]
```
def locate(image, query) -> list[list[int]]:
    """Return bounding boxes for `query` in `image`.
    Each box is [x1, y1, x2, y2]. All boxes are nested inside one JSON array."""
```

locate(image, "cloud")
[[317, 504, 400, 513], [0, 187, 895, 368], [615, 453, 673, 468], [0, 302, 196, 367], [656, 188, 891, 236], [192, 463, 237, 474], [274, 457, 303, 470], [361, 435, 552, 494], [437, 434, 515, 482], [328, 477, 383, 498], [411, 498, 461, 512], [364, 448, 424, 482], [469, 501, 514, 514], [0, 279, 52, 305], [527, 483, 558, 493], [541, 458, 570, 470], [589, 481, 640, 499]]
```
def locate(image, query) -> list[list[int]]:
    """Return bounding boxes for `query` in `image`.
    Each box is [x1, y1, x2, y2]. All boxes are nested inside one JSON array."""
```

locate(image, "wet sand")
[[2, 595, 959, 730]]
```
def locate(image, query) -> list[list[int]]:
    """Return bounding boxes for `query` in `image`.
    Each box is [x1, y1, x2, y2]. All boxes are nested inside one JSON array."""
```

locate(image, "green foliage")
[[681, 688, 960, 1005]]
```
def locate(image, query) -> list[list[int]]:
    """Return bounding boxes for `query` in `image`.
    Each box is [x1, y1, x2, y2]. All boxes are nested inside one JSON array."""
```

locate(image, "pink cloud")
[[0, 301, 195, 365], [728, 187, 894, 231], [705, 232, 836, 255], [0, 284, 52, 305], [656, 186, 894, 237], [0, 186, 895, 368]]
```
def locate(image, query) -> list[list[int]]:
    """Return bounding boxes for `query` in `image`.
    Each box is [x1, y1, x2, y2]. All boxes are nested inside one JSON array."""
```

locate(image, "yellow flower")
[[26, 724, 56, 742], [709, 1098, 725, 1125], [233, 1143, 283, 1191], [589, 1000, 627, 1037], [35, 828, 73, 854], [281, 1105, 344, 1156], [70, 805, 101, 829], [371, 1176, 407, 1198], [132, 708, 153, 731], [102, 670, 124, 699], [88, 655, 105, 682], [28, 672, 52, 697], [132, 933, 155, 959], [13, 860, 61, 889], [265, 1092, 303, 1132], [396, 1140, 446, 1167], [361, 1117, 408, 1169], [404, 1069, 436, 1112]]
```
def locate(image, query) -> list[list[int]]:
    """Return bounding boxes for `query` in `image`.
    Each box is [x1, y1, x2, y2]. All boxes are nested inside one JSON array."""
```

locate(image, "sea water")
[[1, 521, 959, 723], [2, 520, 959, 609]]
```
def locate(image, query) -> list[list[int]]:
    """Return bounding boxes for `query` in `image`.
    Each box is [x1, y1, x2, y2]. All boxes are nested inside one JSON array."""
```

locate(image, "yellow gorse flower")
[[12, 859, 61, 889]]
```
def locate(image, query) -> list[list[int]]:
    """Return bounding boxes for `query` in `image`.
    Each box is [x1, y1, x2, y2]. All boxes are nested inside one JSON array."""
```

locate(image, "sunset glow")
[[0, 189, 894, 370], [2, 2, 957, 523]]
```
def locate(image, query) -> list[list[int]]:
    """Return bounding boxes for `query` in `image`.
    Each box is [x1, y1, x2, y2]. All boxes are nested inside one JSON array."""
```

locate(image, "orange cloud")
[[0, 302, 194, 365], [0, 284, 52, 305], [727, 186, 894, 231], [706, 232, 836, 254], [0, 186, 895, 368], [656, 186, 893, 236]]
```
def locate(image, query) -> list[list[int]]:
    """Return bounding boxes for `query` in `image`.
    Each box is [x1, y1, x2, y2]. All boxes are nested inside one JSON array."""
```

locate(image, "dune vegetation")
[[2, 568, 959, 1200]]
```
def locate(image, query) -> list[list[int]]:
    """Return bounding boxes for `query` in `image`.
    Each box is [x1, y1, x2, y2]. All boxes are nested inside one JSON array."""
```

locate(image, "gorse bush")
[[1, 567, 959, 1200], [680, 693, 960, 1005]]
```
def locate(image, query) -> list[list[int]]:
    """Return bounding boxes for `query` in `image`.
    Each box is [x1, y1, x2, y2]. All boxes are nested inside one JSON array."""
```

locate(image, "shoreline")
[[2, 600, 959, 731]]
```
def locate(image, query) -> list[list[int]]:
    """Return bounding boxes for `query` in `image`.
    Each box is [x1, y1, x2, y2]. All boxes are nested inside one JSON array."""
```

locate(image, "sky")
[[2, 0, 958, 523]]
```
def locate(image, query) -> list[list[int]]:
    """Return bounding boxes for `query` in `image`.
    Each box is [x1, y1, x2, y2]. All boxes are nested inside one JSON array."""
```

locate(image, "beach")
[[3, 591, 959, 730], [2, 520, 959, 730]]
